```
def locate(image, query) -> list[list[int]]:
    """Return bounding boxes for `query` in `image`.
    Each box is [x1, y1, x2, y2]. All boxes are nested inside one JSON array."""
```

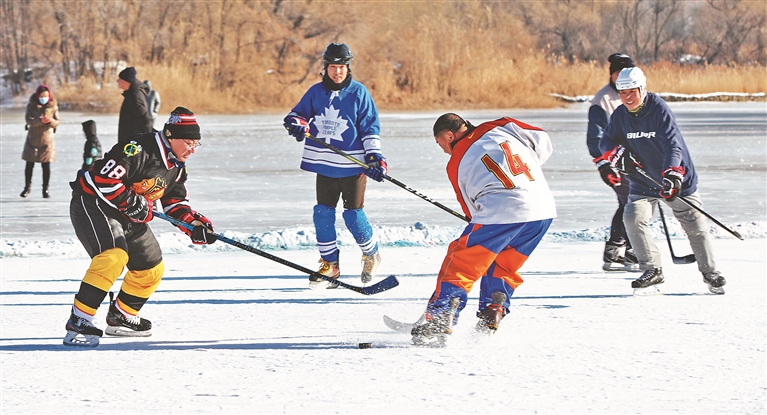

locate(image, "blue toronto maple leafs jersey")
[[288, 80, 381, 178]]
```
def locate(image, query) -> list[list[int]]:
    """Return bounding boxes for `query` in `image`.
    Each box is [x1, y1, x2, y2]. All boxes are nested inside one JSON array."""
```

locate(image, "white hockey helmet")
[[615, 67, 646, 92]]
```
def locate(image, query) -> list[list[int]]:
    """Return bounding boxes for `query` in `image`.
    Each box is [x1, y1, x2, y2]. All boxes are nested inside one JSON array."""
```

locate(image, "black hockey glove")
[[176, 211, 217, 244], [123, 194, 153, 223], [660, 167, 683, 201], [594, 156, 621, 188], [191, 225, 217, 245], [607, 146, 641, 175]]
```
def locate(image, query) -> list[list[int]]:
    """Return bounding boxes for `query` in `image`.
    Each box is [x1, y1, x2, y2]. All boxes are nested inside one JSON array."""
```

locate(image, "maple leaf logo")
[[313, 105, 349, 144]]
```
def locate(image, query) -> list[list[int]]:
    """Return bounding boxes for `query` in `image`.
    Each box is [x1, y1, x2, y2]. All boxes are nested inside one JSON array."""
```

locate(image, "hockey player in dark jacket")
[[117, 67, 153, 143], [81, 120, 102, 171], [64, 107, 216, 348], [599, 67, 726, 296]]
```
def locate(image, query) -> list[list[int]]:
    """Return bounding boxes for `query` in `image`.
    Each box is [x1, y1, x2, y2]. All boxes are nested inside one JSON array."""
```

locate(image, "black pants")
[[24, 161, 50, 189], [70, 195, 162, 271], [316, 174, 366, 209]]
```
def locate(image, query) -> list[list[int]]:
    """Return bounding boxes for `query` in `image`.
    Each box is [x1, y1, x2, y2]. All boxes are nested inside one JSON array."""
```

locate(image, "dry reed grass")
[[55, 59, 766, 114]]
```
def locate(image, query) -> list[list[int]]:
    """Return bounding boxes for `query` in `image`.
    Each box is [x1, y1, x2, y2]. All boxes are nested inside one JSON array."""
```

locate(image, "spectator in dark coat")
[[81, 120, 102, 171], [22, 84, 59, 198], [117, 67, 153, 143]]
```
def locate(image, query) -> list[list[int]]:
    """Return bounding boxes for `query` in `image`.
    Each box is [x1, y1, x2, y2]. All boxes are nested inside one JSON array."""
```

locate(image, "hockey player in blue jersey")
[[599, 66, 727, 295], [283, 42, 386, 289]]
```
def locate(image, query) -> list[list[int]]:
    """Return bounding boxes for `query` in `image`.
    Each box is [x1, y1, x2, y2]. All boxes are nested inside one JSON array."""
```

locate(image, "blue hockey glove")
[[283, 114, 309, 142], [660, 167, 683, 201], [364, 153, 388, 182]]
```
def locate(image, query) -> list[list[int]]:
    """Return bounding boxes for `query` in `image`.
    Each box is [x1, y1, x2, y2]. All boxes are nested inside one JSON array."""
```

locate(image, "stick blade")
[[360, 275, 399, 295], [672, 254, 697, 264]]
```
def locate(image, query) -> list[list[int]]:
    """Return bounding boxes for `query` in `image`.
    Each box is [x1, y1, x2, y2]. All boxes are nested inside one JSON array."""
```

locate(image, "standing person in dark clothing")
[[63, 107, 216, 348], [22, 84, 59, 198], [599, 67, 727, 296], [144, 79, 161, 128], [117, 67, 153, 143], [81, 120, 102, 171], [587, 53, 639, 272]]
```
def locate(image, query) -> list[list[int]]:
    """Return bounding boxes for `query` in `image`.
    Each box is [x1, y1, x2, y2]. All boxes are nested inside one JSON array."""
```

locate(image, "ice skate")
[[631, 267, 665, 296], [602, 241, 628, 271], [63, 311, 103, 348], [702, 271, 726, 295], [411, 298, 460, 348], [309, 258, 340, 289], [105, 294, 152, 337], [623, 248, 640, 272], [475, 291, 507, 335], [360, 252, 381, 283]]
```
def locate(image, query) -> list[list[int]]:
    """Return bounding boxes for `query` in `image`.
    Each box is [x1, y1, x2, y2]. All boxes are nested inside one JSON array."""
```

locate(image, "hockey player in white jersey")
[[411, 113, 556, 347]]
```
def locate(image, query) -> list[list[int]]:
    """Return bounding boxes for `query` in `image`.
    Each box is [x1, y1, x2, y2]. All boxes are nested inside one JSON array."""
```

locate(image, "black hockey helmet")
[[323, 43, 353, 66]]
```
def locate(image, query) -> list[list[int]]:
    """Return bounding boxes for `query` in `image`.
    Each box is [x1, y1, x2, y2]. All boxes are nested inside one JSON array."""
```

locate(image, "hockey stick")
[[303, 133, 470, 222], [633, 166, 743, 240], [152, 211, 399, 295], [657, 203, 697, 264]]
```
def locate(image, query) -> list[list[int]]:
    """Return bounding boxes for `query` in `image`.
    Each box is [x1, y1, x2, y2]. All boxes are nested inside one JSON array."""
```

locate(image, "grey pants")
[[624, 192, 716, 273]]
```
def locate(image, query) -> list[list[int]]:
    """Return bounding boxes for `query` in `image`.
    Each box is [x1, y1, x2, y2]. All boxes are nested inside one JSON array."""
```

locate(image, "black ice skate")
[[623, 248, 640, 272], [411, 298, 461, 348], [702, 271, 726, 295], [105, 293, 152, 337], [601, 241, 626, 271], [63, 310, 103, 348], [631, 267, 664, 296], [310, 258, 340, 289], [475, 292, 507, 335]]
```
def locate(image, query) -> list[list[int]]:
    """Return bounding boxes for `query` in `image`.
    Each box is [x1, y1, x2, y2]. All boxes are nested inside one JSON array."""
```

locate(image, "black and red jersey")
[[71, 132, 195, 220]]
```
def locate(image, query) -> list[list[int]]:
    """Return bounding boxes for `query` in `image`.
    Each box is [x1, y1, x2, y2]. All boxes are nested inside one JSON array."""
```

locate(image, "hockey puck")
[[358, 342, 372, 349]]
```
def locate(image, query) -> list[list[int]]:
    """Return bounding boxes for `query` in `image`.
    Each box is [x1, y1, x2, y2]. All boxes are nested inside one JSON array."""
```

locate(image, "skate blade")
[[308, 279, 339, 289], [602, 262, 627, 272], [63, 331, 100, 348], [633, 284, 665, 296], [412, 336, 447, 348], [624, 263, 641, 272], [104, 326, 152, 337], [707, 285, 725, 295]]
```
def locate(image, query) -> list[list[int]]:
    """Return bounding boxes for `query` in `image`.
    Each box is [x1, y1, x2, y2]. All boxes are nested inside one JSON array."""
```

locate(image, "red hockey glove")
[[594, 155, 621, 188], [660, 167, 684, 201], [178, 211, 217, 244]]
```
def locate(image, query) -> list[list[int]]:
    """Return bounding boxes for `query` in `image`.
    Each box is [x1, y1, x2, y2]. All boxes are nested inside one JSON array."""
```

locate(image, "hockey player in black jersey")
[[64, 107, 216, 348]]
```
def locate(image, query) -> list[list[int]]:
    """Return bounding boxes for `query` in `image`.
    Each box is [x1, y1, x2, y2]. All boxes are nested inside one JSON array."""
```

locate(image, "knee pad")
[[119, 261, 165, 313], [82, 247, 129, 292]]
